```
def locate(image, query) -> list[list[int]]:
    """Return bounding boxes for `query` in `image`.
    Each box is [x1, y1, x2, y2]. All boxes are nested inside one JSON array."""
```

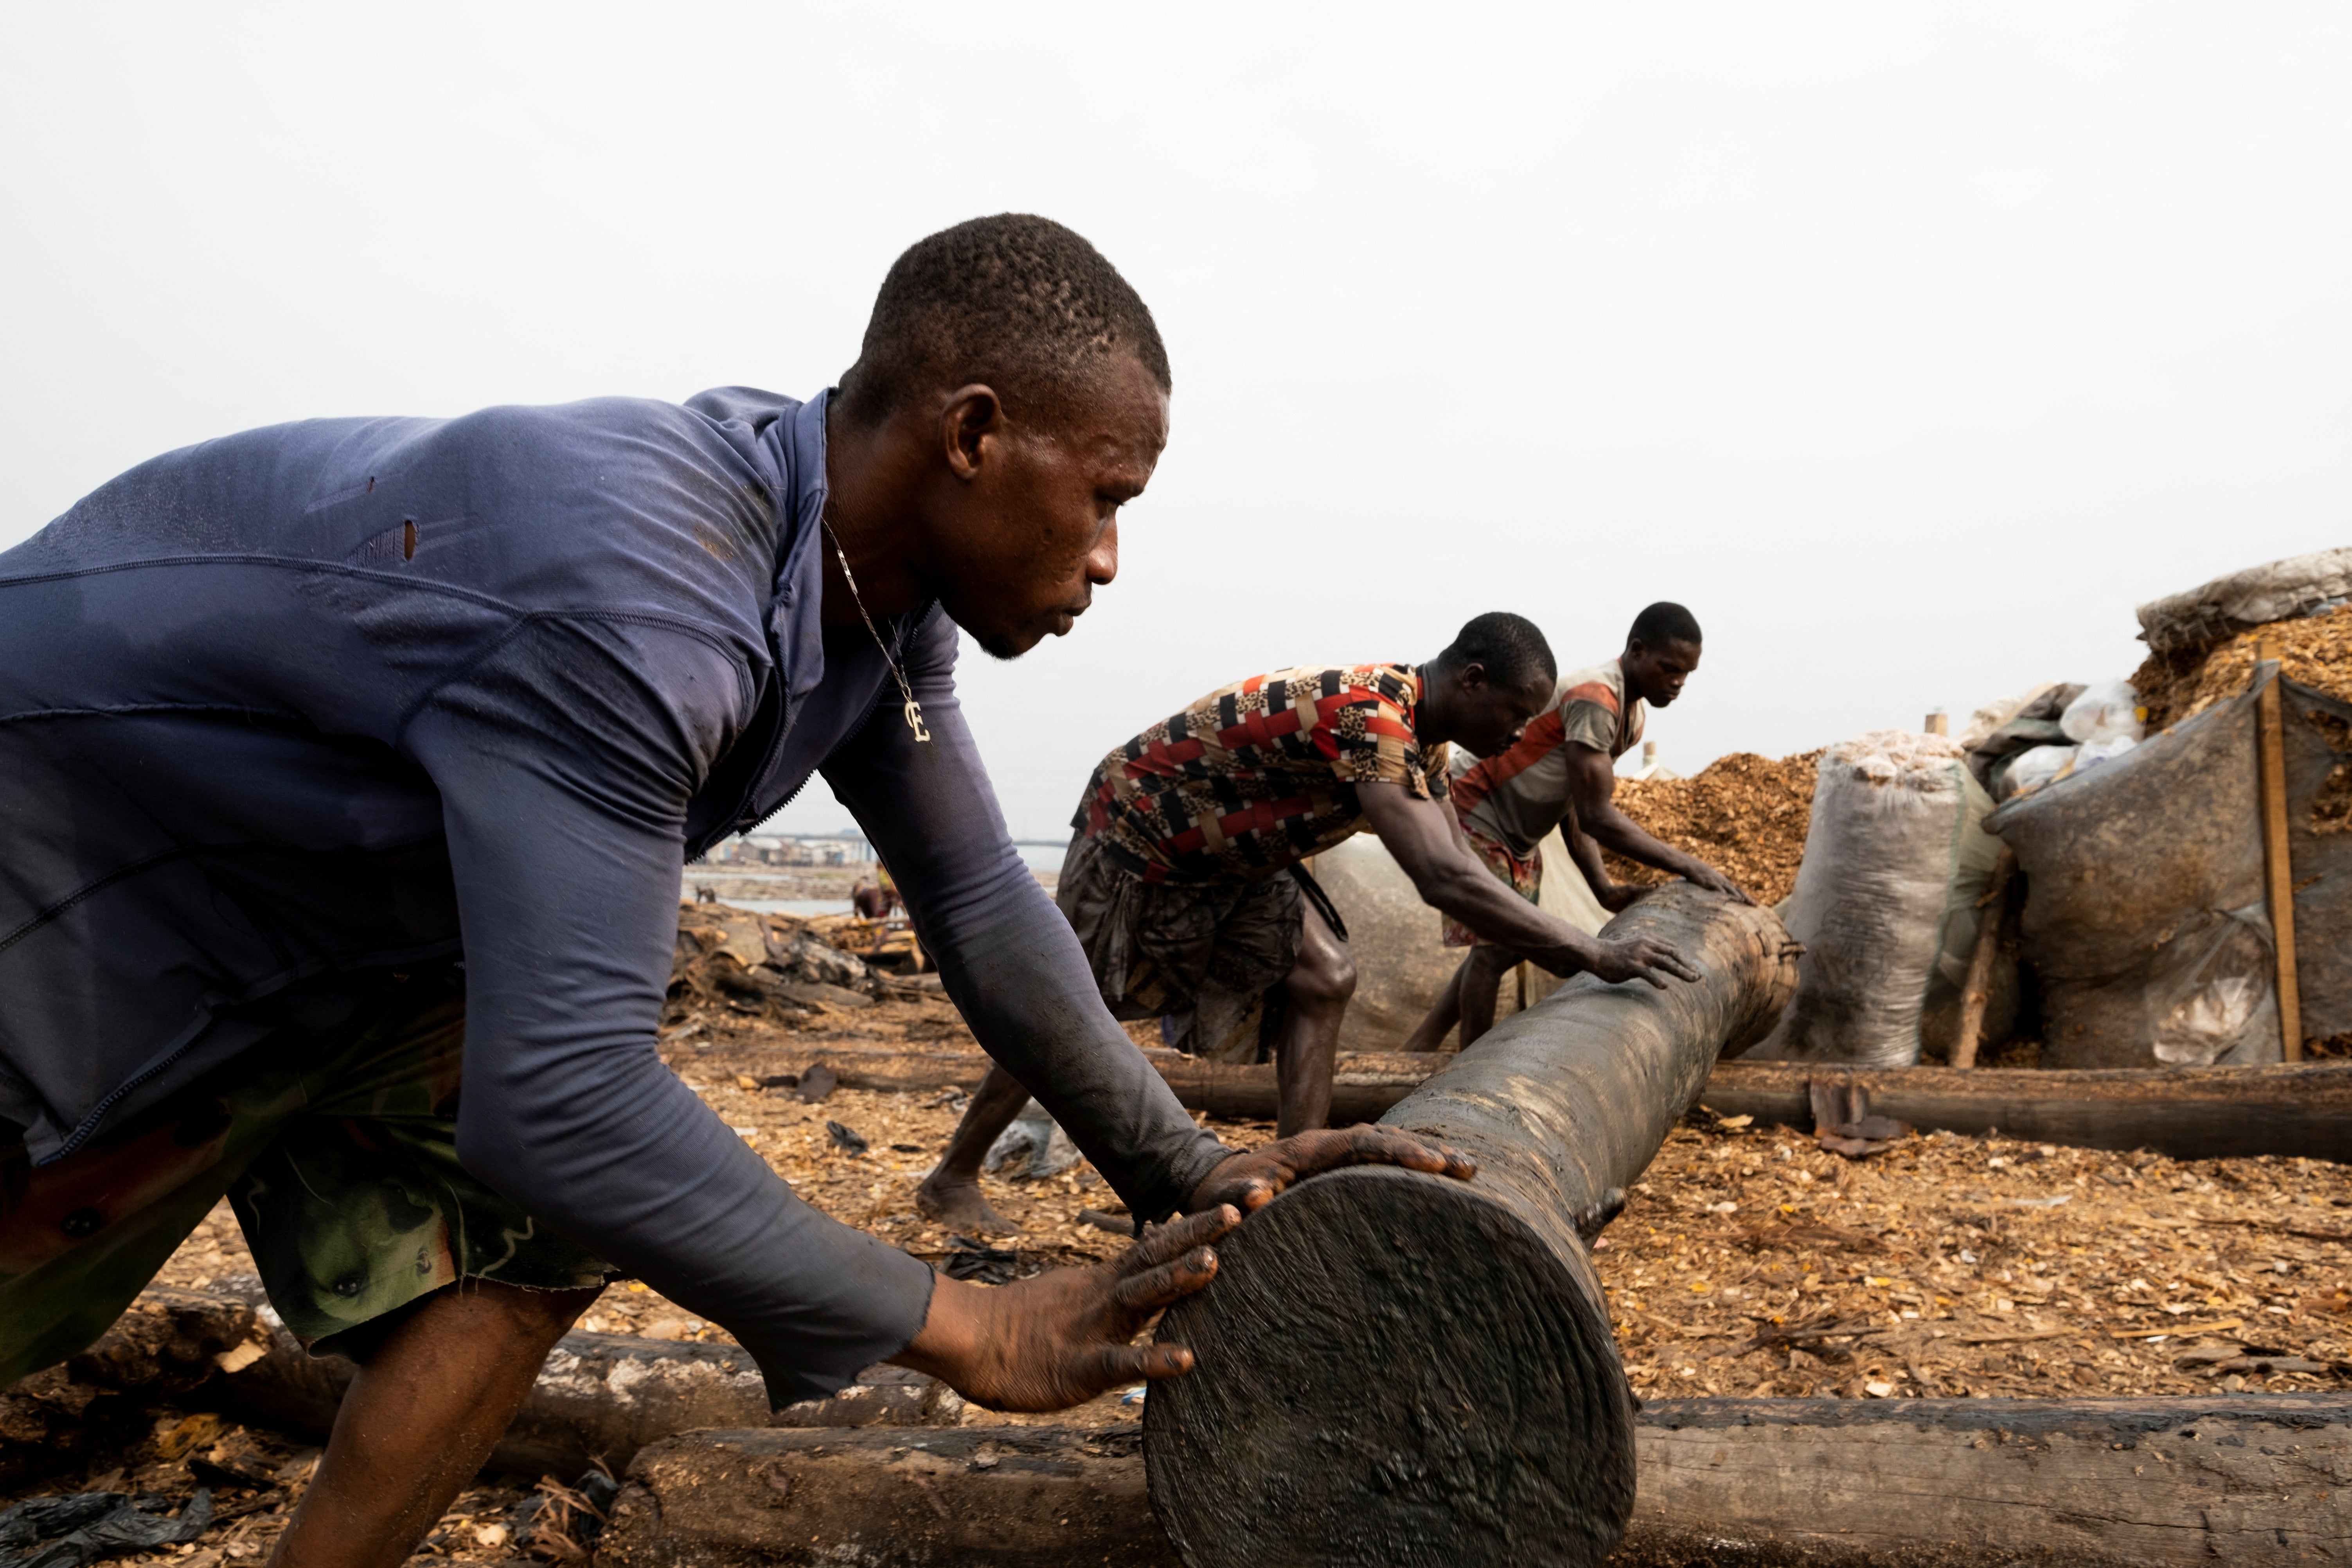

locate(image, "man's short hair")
[[836, 214, 1170, 428], [1629, 601, 1703, 648], [1437, 612, 1557, 693]]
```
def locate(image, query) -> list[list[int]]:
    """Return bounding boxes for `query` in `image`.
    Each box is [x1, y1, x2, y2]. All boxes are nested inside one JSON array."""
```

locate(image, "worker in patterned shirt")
[[916, 612, 1699, 1236], [1404, 600, 1748, 1054]]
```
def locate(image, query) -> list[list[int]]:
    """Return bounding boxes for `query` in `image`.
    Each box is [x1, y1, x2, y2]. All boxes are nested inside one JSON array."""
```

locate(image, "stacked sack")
[[1964, 680, 2147, 800], [1746, 730, 2009, 1068]]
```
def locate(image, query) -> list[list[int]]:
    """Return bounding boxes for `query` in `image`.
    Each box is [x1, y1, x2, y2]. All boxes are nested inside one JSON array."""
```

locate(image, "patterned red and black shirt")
[[1072, 664, 1447, 884]]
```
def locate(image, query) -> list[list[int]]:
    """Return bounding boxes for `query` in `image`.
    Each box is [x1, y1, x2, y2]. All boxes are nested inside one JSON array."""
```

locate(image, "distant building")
[[701, 831, 872, 867]]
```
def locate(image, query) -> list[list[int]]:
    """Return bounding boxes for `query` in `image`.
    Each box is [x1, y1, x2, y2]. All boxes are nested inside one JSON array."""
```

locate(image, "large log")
[[1145, 884, 1798, 1568], [0, 1286, 257, 1489], [208, 1319, 962, 1479], [677, 1040, 2352, 1163], [1697, 1059, 2352, 1162], [599, 1394, 2352, 1566], [600, 1425, 1167, 1568], [12, 1285, 966, 1483], [1621, 1392, 2352, 1566]]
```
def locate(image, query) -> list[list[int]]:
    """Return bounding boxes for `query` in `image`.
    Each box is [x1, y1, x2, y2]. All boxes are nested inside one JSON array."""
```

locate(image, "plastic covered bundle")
[[2137, 547, 2352, 655], [1986, 675, 2277, 1068], [2061, 679, 2146, 770], [2002, 743, 2078, 798], [983, 1099, 1081, 1180], [1748, 732, 2004, 1066], [2059, 680, 2145, 745]]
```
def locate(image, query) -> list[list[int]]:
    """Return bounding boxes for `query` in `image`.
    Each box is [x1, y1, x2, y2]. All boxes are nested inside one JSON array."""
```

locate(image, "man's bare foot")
[[915, 1172, 1022, 1237]]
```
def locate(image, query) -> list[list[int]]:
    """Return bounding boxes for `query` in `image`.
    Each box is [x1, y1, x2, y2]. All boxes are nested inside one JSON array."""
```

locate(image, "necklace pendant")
[[903, 699, 931, 744]]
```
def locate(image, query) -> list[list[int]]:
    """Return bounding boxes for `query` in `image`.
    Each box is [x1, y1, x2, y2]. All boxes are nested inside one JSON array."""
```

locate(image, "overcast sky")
[[5, 4, 2346, 840]]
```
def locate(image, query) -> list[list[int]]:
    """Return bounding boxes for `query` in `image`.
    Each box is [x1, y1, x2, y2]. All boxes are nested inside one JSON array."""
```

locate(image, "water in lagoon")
[[730, 898, 854, 916], [1012, 842, 1066, 873]]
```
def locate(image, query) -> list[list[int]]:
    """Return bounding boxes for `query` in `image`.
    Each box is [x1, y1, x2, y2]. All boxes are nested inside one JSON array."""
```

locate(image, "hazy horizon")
[[5, 5, 2345, 838]]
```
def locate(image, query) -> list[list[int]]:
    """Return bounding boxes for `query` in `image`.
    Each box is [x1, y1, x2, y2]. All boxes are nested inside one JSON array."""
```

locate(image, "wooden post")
[[1143, 885, 1798, 1568], [1925, 708, 1949, 736], [1949, 845, 2018, 1069], [2255, 639, 2303, 1062]]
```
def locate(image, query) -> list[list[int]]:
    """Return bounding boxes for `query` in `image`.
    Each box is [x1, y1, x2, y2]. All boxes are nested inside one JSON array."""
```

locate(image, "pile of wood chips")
[[88, 932, 2350, 1561], [1605, 750, 1822, 906], [1604, 1109, 2350, 1402], [2132, 601, 2352, 730]]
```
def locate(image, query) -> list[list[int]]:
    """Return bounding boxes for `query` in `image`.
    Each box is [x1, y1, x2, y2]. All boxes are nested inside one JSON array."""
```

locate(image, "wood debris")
[[1604, 1108, 2352, 1403], [1606, 750, 1821, 906], [2133, 600, 2352, 730]]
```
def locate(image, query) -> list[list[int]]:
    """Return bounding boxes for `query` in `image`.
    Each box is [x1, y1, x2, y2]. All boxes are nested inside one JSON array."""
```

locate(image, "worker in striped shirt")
[[1406, 601, 1749, 1052]]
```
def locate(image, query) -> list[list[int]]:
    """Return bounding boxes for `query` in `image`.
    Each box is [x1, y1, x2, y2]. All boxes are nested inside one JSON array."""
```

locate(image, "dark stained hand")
[[892, 1205, 1241, 1412], [1584, 933, 1704, 989], [1682, 865, 1755, 904], [1186, 1125, 1477, 1216]]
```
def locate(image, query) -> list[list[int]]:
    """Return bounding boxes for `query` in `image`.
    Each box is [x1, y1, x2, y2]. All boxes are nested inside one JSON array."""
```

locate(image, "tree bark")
[[601, 1393, 2352, 1566], [600, 1425, 1169, 1568], [1144, 884, 1798, 1568]]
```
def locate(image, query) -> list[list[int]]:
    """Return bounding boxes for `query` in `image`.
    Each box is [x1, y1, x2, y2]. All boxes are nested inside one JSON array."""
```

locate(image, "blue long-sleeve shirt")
[[0, 387, 1228, 1402]]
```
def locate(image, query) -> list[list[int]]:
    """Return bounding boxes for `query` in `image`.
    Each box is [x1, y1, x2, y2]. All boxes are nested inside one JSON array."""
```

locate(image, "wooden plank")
[[597, 1394, 2352, 1568], [2256, 644, 2305, 1061]]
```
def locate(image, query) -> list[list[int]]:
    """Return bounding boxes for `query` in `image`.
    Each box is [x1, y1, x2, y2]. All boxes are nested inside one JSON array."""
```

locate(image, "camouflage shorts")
[[0, 966, 610, 1388], [1055, 834, 1301, 1063]]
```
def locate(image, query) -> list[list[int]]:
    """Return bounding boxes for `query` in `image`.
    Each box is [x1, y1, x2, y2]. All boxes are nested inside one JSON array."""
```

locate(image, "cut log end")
[[1145, 1167, 1633, 1568]]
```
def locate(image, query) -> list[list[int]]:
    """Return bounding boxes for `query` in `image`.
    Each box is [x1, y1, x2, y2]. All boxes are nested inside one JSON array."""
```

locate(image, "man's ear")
[[941, 385, 1004, 481], [1459, 660, 1489, 693]]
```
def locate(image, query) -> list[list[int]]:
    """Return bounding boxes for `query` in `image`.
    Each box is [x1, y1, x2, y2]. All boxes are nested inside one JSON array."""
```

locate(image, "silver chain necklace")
[[822, 521, 929, 743]]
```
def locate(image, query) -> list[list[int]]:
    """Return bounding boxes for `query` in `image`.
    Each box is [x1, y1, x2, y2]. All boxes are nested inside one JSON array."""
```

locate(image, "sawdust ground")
[[149, 1003, 2352, 1410], [34, 1002, 2352, 1561]]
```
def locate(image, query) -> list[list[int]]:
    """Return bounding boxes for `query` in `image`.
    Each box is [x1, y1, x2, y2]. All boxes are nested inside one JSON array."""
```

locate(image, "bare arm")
[[1358, 781, 1698, 987], [1563, 743, 1753, 904], [1559, 800, 1644, 914]]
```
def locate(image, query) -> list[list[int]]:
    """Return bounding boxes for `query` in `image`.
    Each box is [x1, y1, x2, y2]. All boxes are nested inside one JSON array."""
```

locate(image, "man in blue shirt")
[[0, 215, 1469, 1564]]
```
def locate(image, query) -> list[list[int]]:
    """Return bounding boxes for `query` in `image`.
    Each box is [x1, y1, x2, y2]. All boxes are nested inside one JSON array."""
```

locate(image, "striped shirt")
[[1451, 658, 1646, 858]]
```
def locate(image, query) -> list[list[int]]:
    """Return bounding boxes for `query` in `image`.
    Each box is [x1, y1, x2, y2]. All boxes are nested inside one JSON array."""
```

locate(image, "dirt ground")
[[15, 991, 2352, 1561], [151, 1025, 2352, 1406]]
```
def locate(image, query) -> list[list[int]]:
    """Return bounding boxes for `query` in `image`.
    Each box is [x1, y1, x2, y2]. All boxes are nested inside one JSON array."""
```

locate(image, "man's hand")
[[1680, 865, 1754, 904], [892, 1205, 1242, 1412], [1187, 1126, 1476, 1216], [1581, 933, 1703, 989]]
